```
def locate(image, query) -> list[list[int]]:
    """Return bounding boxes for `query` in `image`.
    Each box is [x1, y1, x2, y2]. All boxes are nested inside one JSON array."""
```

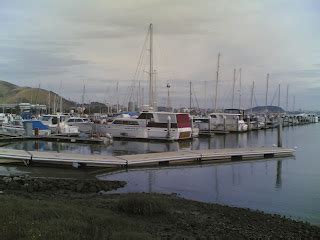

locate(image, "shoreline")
[[0, 175, 319, 239]]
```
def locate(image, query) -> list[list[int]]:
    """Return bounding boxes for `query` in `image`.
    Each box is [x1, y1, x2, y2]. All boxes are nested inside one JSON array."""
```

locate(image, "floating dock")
[[0, 135, 107, 144], [0, 147, 295, 168]]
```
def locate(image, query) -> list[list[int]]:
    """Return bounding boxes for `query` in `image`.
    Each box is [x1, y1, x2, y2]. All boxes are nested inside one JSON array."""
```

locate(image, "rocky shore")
[[0, 175, 125, 193], [0, 175, 319, 239]]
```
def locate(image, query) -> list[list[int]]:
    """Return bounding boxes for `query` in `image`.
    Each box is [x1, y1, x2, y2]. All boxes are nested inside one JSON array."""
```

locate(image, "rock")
[[13, 176, 21, 181], [76, 183, 84, 192]]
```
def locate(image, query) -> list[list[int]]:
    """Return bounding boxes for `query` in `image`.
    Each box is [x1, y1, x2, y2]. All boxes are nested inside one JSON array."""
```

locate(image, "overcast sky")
[[0, 0, 319, 110]]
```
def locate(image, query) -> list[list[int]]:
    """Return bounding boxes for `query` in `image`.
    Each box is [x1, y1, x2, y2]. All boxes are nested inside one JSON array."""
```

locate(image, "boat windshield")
[[41, 116, 51, 121]]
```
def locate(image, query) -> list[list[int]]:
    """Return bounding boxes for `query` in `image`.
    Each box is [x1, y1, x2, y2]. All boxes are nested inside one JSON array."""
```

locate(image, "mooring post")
[[247, 116, 251, 131], [223, 116, 226, 132], [277, 121, 283, 147], [167, 116, 171, 139]]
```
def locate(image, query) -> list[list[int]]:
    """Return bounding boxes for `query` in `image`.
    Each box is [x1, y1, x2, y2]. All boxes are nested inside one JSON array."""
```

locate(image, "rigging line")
[[128, 27, 150, 102], [192, 84, 200, 110]]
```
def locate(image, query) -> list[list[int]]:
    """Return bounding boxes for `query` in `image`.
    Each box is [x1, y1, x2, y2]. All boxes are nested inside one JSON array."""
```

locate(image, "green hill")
[[0, 80, 76, 109]]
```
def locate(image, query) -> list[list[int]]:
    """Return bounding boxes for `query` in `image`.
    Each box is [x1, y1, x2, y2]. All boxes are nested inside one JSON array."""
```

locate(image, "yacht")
[[105, 112, 192, 141], [66, 117, 93, 133], [194, 113, 248, 133]]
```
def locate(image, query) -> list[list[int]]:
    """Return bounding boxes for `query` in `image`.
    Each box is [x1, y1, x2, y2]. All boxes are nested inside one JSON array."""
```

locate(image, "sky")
[[0, 0, 319, 110]]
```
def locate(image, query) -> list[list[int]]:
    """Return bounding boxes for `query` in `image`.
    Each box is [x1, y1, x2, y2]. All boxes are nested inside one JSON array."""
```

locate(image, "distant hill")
[[0, 80, 76, 109], [246, 106, 285, 113]]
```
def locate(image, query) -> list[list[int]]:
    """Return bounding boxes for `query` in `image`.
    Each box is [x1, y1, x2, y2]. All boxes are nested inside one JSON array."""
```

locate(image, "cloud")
[[0, 0, 319, 109]]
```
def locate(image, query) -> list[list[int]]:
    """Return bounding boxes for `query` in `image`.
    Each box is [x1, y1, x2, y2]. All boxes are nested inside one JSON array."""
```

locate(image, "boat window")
[[60, 116, 66, 122], [67, 119, 75, 123], [75, 119, 83, 122], [113, 120, 123, 124], [52, 117, 58, 125], [41, 116, 51, 121], [137, 113, 154, 119], [210, 115, 217, 118]]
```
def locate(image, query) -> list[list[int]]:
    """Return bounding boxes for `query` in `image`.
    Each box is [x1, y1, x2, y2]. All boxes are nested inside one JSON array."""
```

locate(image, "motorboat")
[[105, 112, 192, 141], [39, 114, 79, 136]]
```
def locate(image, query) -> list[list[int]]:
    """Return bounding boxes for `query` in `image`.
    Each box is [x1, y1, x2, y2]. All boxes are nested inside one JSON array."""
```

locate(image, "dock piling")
[[277, 122, 283, 147]]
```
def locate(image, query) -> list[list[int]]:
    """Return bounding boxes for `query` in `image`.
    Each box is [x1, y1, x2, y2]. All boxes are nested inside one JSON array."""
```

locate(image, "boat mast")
[[250, 81, 255, 114], [232, 68, 236, 108], [204, 80, 207, 110], [148, 23, 154, 109], [81, 85, 86, 114], [286, 84, 289, 111], [238, 68, 242, 109], [278, 84, 281, 108], [48, 91, 51, 114], [189, 81, 192, 111], [214, 52, 220, 112], [116, 81, 119, 113], [265, 73, 269, 111]]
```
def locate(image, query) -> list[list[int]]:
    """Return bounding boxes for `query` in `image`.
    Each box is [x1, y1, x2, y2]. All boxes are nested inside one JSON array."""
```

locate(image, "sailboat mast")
[[116, 81, 119, 113], [286, 84, 289, 111], [148, 23, 154, 109], [239, 68, 242, 109], [232, 68, 236, 108], [278, 84, 281, 107], [265, 73, 269, 107], [214, 53, 220, 112], [250, 81, 255, 114], [48, 91, 51, 114], [189, 81, 192, 110], [204, 80, 207, 110]]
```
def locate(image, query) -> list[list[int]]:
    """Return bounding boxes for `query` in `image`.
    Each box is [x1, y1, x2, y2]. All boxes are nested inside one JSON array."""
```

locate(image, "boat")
[[66, 117, 93, 133], [105, 112, 192, 141], [0, 119, 51, 136], [194, 112, 248, 133], [39, 114, 79, 136]]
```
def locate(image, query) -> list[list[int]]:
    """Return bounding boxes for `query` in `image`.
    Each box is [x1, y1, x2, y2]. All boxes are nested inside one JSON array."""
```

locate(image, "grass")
[[0, 194, 154, 240], [0, 192, 319, 240]]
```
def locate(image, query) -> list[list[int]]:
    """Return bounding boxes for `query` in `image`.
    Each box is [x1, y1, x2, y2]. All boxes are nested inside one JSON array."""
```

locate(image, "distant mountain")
[[0, 80, 76, 109], [246, 106, 285, 113]]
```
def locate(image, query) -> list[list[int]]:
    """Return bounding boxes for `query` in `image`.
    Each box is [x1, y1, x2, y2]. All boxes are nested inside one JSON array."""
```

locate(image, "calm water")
[[1, 124, 320, 224]]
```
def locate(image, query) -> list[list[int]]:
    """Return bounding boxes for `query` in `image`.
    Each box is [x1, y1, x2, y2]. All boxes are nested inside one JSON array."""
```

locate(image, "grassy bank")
[[0, 191, 319, 240]]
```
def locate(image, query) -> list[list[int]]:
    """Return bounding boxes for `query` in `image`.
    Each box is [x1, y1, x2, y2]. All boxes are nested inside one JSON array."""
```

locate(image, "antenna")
[[166, 82, 171, 111]]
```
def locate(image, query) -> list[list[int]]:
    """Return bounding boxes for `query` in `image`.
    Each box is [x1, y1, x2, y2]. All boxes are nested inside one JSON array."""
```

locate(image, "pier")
[[0, 147, 295, 168]]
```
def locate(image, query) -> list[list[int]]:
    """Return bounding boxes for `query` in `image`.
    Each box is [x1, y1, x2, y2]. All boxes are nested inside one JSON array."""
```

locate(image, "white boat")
[[39, 114, 79, 136], [66, 117, 93, 133], [194, 113, 248, 133], [0, 119, 51, 136], [105, 112, 192, 141]]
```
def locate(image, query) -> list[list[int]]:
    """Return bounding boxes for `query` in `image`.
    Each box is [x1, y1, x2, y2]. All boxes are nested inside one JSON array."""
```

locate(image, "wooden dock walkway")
[[0, 147, 295, 168]]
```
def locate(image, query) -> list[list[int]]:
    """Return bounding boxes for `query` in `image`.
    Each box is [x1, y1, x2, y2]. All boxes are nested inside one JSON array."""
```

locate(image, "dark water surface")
[[1, 124, 320, 224]]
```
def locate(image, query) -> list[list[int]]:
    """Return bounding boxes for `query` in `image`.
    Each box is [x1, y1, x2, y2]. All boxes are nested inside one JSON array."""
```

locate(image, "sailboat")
[[105, 24, 193, 141]]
